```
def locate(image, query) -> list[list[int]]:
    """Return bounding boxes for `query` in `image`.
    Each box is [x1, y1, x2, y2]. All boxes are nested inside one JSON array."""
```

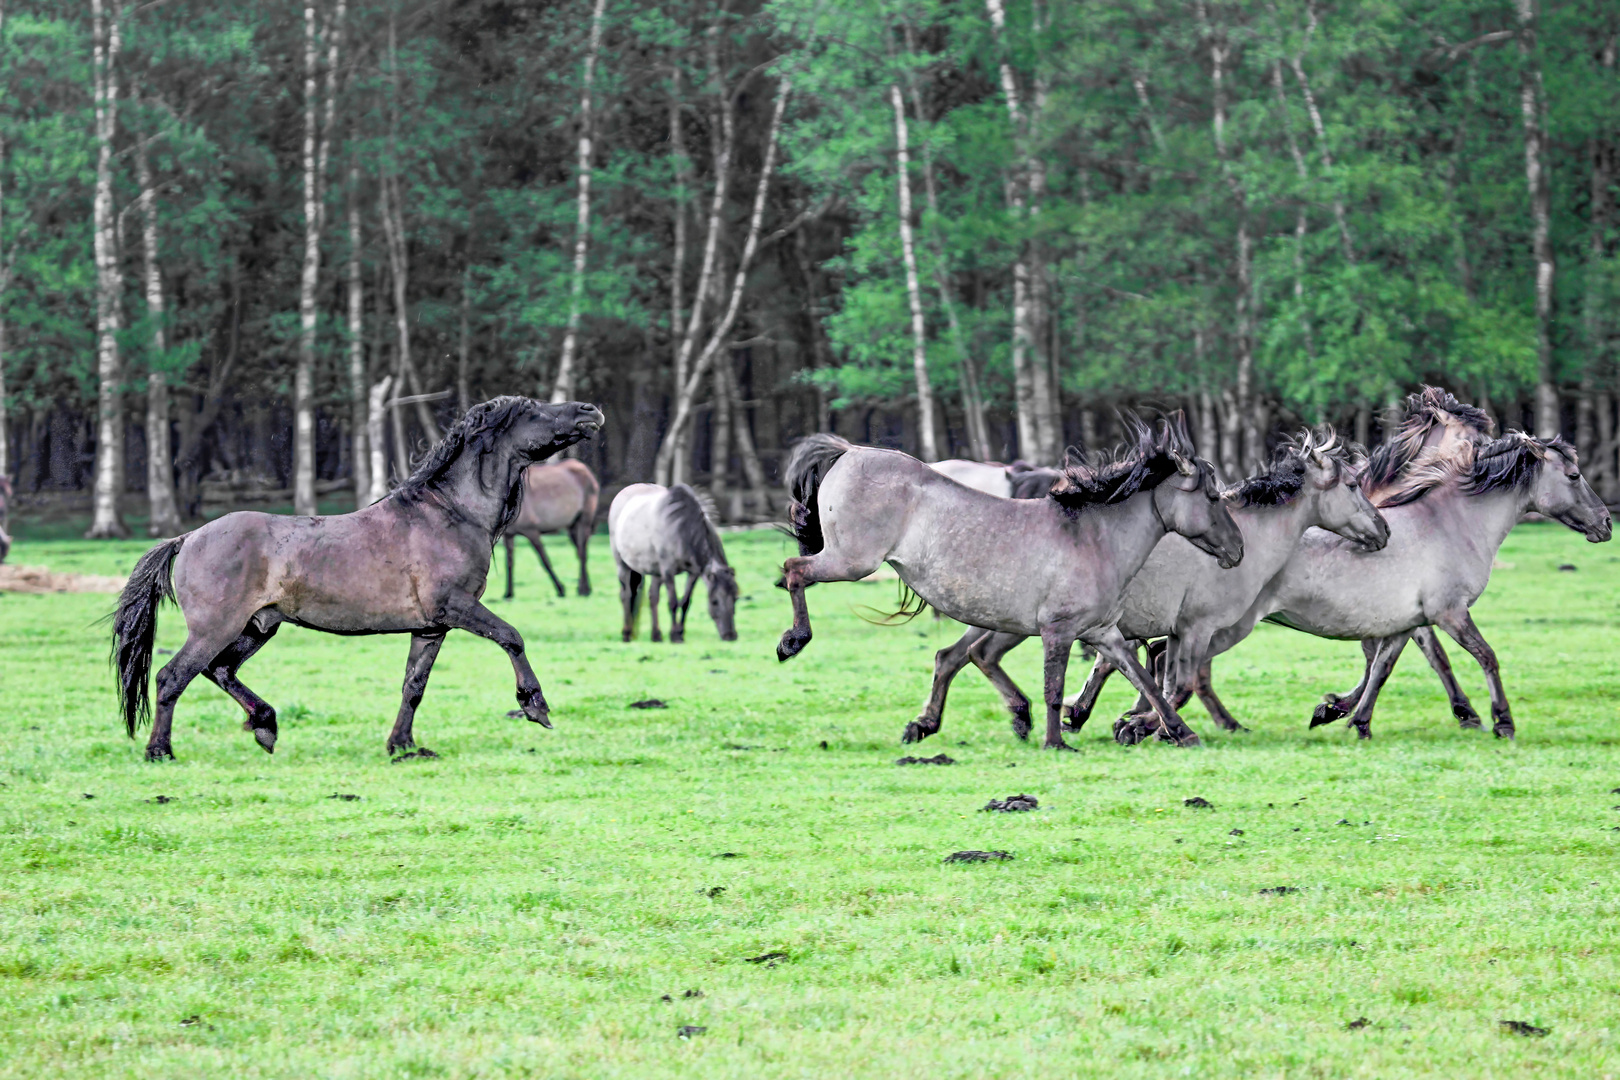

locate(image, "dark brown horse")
[[501, 459, 599, 599], [112, 397, 604, 760]]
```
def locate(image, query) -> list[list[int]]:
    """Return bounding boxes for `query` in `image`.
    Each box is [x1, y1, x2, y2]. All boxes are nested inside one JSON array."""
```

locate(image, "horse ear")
[[1062, 445, 1085, 469]]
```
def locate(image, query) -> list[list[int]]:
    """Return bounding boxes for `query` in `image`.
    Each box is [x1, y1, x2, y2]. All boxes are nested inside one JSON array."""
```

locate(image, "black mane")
[[395, 395, 538, 495], [1231, 450, 1307, 508], [1466, 433, 1573, 495], [666, 483, 728, 569], [1007, 461, 1063, 500], [1048, 412, 1197, 512]]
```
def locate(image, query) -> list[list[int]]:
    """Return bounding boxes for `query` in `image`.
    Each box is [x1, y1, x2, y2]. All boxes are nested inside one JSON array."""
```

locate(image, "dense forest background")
[[0, 0, 1616, 536]]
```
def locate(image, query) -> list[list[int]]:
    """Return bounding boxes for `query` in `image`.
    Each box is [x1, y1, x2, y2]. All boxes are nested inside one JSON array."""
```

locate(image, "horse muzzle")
[[573, 405, 605, 435]]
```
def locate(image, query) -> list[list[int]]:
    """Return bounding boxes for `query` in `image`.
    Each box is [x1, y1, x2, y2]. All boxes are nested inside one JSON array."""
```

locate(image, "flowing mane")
[[1363, 386, 1494, 507], [393, 395, 537, 496], [1466, 432, 1575, 495], [1048, 412, 1202, 512], [1006, 461, 1063, 500], [1228, 427, 1354, 508], [665, 483, 728, 569]]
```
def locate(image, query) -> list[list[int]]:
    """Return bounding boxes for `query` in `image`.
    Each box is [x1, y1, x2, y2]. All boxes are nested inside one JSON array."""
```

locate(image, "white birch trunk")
[[891, 85, 937, 462], [135, 129, 181, 536], [653, 78, 789, 485], [1516, 0, 1558, 438], [1291, 3, 1355, 264], [347, 166, 368, 508], [550, 0, 606, 404], [87, 0, 127, 538], [365, 375, 393, 504], [294, 5, 321, 517], [1271, 59, 1315, 360], [458, 263, 471, 415], [669, 83, 689, 400]]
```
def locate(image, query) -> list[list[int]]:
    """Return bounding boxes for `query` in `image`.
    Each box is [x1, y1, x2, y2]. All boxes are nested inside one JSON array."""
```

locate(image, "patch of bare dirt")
[[0, 564, 127, 594]]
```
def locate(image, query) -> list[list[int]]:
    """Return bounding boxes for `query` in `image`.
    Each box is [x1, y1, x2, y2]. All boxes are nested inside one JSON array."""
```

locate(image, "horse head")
[[705, 561, 739, 641], [1150, 412, 1245, 570], [1518, 437, 1612, 542], [1297, 427, 1389, 551]]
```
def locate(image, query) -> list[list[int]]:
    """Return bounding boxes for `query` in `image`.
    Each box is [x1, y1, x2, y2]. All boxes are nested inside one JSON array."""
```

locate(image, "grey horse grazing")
[[921, 430, 1389, 744], [111, 397, 605, 761], [501, 459, 599, 599], [776, 414, 1244, 749], [609, 483, 738, 643], [1195, 429, 1610, 739]]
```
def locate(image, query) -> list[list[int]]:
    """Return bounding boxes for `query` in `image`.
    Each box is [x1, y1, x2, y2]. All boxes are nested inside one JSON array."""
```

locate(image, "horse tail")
[[112, 536, 185, 738], [782, 433, 853, 555]]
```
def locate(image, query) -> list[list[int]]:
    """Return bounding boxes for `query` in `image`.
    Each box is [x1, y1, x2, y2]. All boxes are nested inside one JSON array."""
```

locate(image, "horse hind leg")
[[571, 517, 592, 596], [528, 534, 566, 598], [147, 615, 261, 761], [970, 631, 1035, 741], [202, 612, 284, 753], [1434, 611, 1514, 739], [1342, 633, 1412, 739], [1312, 638, 1381, 726], [1412, 625, 1482, 730], [648, 576, 664, 642]]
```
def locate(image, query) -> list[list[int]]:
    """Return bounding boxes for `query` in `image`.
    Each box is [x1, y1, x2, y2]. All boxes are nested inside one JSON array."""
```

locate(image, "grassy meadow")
[[1, 521, 1618, 1078]]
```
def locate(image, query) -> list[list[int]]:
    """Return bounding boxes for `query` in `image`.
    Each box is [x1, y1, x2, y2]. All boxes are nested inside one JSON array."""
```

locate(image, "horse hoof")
[[1309, 701, 1346, 728], [651, 631, 663, 643], [671, 632, 684, 644], [901, 721, 929, 744], [1009, 706, 1033, 741], [144, 743, 174, 762], [1174, 730, 1203, 748], [387, 741, 414, 756], [621, 631, 632, 643], [1043, 739, 1079, 753], [1353, 724, 1373, 740], [776, 628, 811, 662], [1493, 723, 1516, 740], [1112, 718, 1144, 746], [578, 587, 591, 597], [525, 707, 553, 729], [252, 727, 276, 754]]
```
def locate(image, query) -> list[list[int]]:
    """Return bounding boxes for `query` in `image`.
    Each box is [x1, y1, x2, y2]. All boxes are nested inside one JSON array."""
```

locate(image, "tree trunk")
[[1272, 59, 1316, 359], [1516, 0, 1558, 438], [654, 77, 789, 486], [710, 358, 730, 514], [1585, 32, 1615, 491], [1291, 1, 1355, 264], [550, 0, 606, 404], [458, 263, 472, 414], [294, 4, 320, 516], [723, 352, 768, 513], [346, 166, 368, 508], [1598, 391, 1616, 501], [87, 0, 127, 539], [891, 85, 937, 462], [366, 375, 392, 504], [0, 95, 9, 483], [135, 128, 181, 536], [792, 228, 832, 434]]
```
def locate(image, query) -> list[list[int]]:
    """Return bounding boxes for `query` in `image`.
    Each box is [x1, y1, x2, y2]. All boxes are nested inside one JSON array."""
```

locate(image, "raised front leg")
[[1435, 611, 1514, 738], [503, 535, 517, 600], [1088, 627, 1201, 747], [1338, 632, 1411, 739], [905, 627, 987, 744], [648, 576, 664, 642], [1038, 628, 1078, 751], [618, 563, 643, 642], [970, 631, 1035, 741], [388, 631, 445, 754], [1412, 625, 1482, 730], [527, 534, 566, 598], [446, 601, 552, 728]]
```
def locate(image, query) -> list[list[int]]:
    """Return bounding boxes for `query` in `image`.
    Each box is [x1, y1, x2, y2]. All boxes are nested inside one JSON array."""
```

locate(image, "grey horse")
[[609, 482, 738, 643], [1194, 428, 1610, 738], [502, 458, 600, 599], [921, 429, 1389, 744], [776, 414, 1244, 750], [112, 397, 605, 760]]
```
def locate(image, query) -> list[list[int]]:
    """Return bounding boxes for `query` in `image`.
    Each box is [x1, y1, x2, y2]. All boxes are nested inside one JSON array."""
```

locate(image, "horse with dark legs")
[[777, 413, 1243, 750], [111, 398, 605, 761], [1195, 422, 1610, 739], [609, 483, 738, 644], [501, 459, 599, 599], [915, 430, 1389, 745]]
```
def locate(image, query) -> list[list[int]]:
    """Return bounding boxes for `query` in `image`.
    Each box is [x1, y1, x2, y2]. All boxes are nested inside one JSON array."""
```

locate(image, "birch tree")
[[86, 0, 126, 539], [134, 117, 181, 536], [890, 83, 936, 461], [1516, 0, 1558, 437], [550, 0, 607, 405], [347, 165, 368, 508]]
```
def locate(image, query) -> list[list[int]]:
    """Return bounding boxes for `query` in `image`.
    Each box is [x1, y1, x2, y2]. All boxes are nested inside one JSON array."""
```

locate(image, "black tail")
[[782, 434, 852, 555], [112, 536, 184, 737]]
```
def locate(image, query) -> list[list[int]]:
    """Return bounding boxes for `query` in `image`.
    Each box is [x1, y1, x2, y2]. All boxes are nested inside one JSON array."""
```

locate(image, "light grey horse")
[[502, 459, 599, 599], [1194, 429, 1610, 738], [776, 414, 1244, 749], [609, 483, 738, 643], [929, 459, 1063, 501], [919, 429, 1389, 744], [112, 398, 605, 760]]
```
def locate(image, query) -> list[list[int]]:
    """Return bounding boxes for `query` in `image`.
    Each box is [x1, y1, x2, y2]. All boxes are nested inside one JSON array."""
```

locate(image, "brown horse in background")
[[502, 459, 599, 599]]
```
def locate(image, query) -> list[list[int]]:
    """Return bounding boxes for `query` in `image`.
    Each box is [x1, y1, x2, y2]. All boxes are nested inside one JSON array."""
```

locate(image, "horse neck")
[[1231, 495, 1319, 579], [445, 445, 529, 539], [1079, 491, 1167, 582], [1428, 483, 1531, 561]]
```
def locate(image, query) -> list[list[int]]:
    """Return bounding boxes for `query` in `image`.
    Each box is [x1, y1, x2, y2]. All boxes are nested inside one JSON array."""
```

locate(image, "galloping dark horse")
[[502, 459, 600, 599], [112, 397, 604, 760]]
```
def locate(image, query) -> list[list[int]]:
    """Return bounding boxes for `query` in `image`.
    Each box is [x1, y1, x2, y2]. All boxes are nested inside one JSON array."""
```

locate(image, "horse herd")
[[110, 388, 1610, 761]]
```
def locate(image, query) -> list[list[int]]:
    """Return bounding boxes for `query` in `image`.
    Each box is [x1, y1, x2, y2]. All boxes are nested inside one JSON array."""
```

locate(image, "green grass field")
[[2, 523, 1618, 1078]]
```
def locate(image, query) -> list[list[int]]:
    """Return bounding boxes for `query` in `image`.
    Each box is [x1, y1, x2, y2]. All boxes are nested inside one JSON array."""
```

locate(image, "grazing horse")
[[922, 430, 1389, 744], [0, 476, 11, 564], [776, 414, 1244, 749], [112, 397, 605, 761], [609, 483, 738, 643], [501, 459, 599, 599], [1194, 427, 1610, 738]]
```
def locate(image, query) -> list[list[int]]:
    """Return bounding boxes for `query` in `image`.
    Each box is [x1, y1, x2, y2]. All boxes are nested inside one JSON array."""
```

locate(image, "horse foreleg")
[[388, 631, 445, 755], [673, 573, 698, 643], [528, 534, 566, 598], [971, 631, 1035, 741], [776, 550, 885, 662], [503, 535, 517, 600], [904, 626, 986, 744], [1340, 632, 1411, 739], [648, 577, 664, 642], [1434, 611, 1513, 738], [618, 564, 643, 642], [1312, 637, 1382, 726], [201, 613, 283, 753], [572, 518, 592, 596], [1412, 625, 1483, 730], [446, 601, 552, 729], [1038, 627, 1078, 751], [1088, 627, 1201, 747], [1064, 653, 1117, 732], [1165, 633, 1244, 732]]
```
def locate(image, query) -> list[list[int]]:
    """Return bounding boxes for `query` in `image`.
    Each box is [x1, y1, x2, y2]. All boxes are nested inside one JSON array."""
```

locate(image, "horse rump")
[[782, 434, 853, 555], [111, 536, 185, 736]]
